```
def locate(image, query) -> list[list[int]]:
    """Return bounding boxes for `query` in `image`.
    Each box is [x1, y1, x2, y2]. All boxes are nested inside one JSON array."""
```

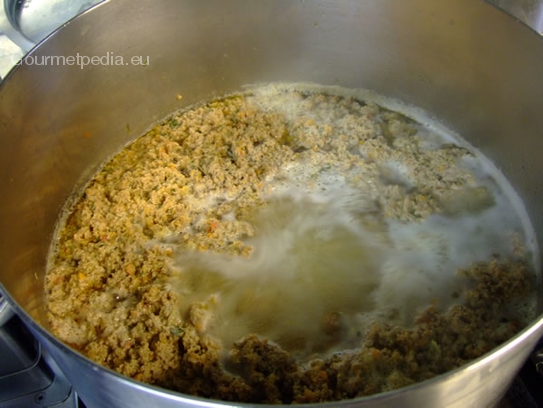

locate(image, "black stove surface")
[[499, 350, 543, 408], [0, 314, 79, 408]]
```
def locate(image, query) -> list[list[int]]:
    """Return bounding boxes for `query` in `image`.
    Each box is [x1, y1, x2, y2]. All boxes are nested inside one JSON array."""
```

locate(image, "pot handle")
[[0, 0, 35, 52], [486, 0, 543, 35], [0, 0, 106, 52]]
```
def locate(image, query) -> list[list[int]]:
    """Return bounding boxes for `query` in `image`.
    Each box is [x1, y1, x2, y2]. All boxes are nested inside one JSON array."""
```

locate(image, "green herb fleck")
[[170, 326, 184, 336]]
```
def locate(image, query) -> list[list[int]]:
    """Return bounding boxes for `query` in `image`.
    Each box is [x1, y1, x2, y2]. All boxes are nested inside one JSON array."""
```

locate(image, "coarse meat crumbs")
[[45, 86, 537, 403]]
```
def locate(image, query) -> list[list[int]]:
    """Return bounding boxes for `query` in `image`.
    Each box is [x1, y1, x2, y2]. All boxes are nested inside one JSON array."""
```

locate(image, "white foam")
[[172, 181, 533, 358], [173, 191, 385, 357], [169, 84, 539, 359]]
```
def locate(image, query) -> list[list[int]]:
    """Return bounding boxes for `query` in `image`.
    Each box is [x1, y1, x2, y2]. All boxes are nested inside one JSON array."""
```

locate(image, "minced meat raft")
[[45, 87, 535, 403]]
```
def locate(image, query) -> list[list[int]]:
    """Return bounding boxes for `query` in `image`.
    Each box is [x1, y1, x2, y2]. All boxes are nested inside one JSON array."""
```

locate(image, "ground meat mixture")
[[46, 86, 536, 403]]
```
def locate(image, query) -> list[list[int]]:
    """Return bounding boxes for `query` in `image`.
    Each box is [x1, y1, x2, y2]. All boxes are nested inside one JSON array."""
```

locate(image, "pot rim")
[[3, 284, 543, 407]]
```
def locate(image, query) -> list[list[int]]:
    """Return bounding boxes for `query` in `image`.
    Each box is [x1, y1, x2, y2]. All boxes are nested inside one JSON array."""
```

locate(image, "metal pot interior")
[[1, 0, 543, 407]]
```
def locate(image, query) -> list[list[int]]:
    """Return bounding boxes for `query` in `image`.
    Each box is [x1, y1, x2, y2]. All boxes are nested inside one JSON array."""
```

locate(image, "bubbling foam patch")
[[173, 188, 528, 359], [168, 84, 538, 360]]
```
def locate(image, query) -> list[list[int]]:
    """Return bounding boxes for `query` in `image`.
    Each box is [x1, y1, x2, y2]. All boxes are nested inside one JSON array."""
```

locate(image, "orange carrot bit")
[[208, 220, 219, 233]]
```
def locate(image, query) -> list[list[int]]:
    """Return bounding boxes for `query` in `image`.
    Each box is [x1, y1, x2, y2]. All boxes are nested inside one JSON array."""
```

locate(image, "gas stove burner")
[[0, 308, 80, 408]]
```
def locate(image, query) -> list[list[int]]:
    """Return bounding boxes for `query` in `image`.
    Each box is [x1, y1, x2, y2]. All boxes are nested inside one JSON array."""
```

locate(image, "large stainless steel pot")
[[1, 0, 543, 407]]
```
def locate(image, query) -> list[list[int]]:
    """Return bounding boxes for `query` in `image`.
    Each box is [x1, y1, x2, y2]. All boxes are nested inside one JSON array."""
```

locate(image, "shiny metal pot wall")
[[1, 0, 543, 407]]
